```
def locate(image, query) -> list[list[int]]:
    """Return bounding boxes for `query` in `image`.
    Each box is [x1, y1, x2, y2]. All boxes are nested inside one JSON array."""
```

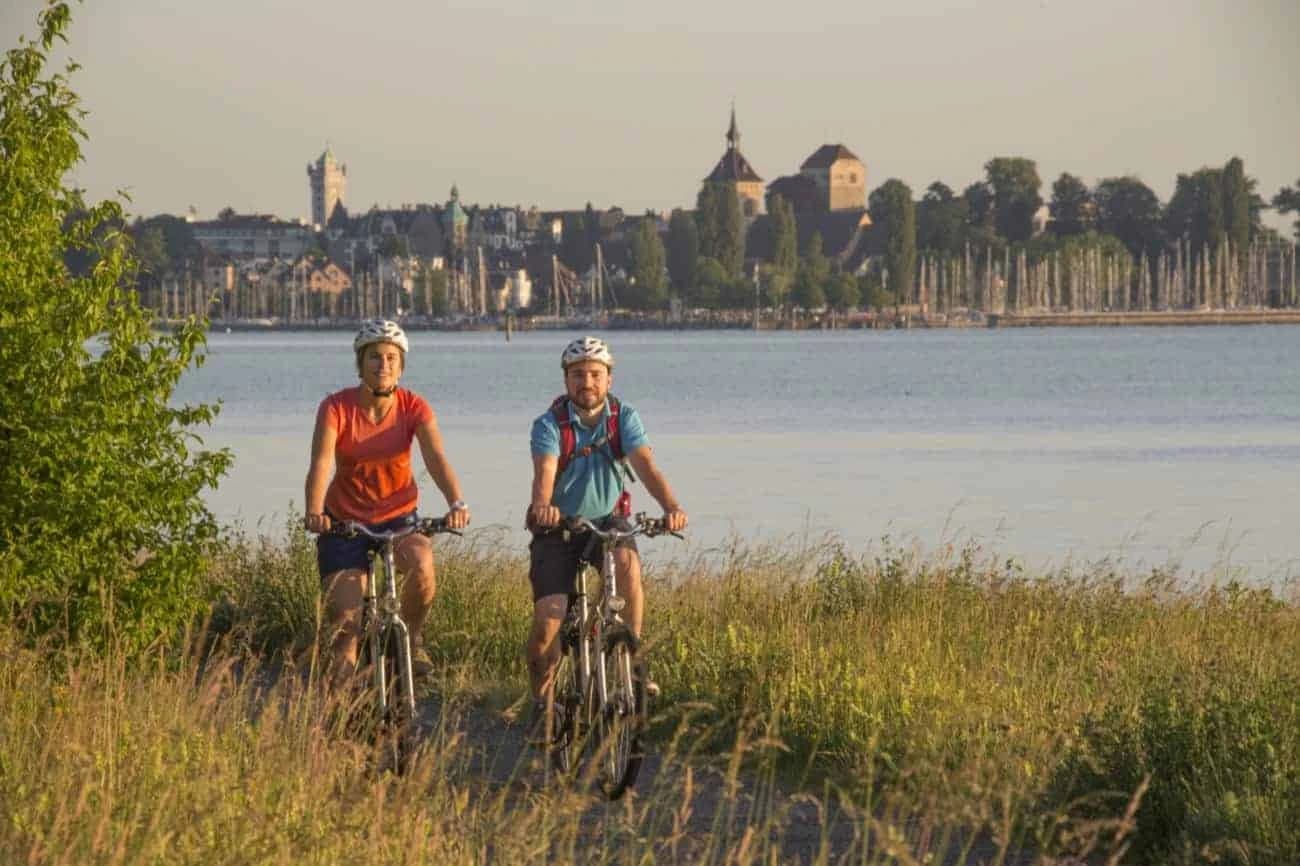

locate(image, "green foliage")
[[427, 267, 450, 316], [859, 269, 894, 311], [823, 271, 860, 312], [917, 181, 968, 254], [869, 179, 917, 302], [664, 207, 698, 293], [1048, 172, 1093, 237], [412, 261, 450, 316], [768, 194, 798, 275], [1167, 168, 1226, 260], [963, 179, 996, 241], [0, 4, 230, 652], [697, 181, 744, 278], [757, 263, 790, 308], [1222, 156, 1252, 256], [688, 255, 726, 308], [132, 224, 169, 298], [694, 183, 719, 267], [984, 157, 1042, 243], [718, 274, 754, 310], [558, 204, 596, 274], [790, 232, 828, 310], [1271, 178, 1300, 241], [1095, 175, 1162, 257], [625, 213, 667, 309], [129, 214, 199, 269]]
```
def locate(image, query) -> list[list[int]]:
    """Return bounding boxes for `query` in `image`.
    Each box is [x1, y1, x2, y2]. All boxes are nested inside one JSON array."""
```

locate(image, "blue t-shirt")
[[531, 397, 649, 519]]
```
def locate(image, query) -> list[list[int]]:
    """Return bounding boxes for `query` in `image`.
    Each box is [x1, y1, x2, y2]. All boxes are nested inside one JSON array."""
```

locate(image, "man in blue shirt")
[[525, 336, 688, 740]]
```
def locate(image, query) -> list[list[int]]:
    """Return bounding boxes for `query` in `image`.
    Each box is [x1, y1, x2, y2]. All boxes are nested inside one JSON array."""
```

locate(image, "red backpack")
[[550, 394, 635, 515]]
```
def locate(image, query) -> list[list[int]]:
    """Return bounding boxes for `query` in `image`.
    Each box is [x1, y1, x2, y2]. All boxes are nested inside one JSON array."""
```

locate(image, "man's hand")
[[304, 512, 332, 533], [528, 503, 561, 529], [663, 507, 688, 533]]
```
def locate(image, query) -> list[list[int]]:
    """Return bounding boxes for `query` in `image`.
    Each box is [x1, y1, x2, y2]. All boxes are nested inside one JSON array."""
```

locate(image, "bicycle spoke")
[[596, 632, 644, 799]]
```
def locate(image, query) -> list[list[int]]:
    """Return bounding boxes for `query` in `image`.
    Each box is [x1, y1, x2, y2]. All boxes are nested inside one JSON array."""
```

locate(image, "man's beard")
[[570, 390, 604, 411]]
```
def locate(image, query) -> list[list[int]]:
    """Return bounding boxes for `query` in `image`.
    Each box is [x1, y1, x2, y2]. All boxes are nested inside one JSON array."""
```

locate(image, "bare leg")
[[323, 567, 367, 687], [527, 594, 567, 701], [396, 533, 436, 646], [614, 547, 644, 637]]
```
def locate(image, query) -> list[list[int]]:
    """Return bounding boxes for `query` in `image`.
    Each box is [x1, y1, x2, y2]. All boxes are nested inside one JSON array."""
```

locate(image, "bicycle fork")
[[368, 548, 416, 719]]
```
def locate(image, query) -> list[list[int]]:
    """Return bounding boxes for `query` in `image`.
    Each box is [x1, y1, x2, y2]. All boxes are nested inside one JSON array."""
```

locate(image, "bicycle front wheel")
[[595, 628, 645, 800], [376, 622, 417, 773]]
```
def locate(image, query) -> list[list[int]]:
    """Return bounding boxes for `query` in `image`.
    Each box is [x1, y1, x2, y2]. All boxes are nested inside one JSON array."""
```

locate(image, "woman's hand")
[[445, 503, 471, 530]]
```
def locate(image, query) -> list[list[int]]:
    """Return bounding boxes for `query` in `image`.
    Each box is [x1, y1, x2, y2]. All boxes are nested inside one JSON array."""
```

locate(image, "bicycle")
[[546, 512, 682, 800], [323, 514, 460, 770]]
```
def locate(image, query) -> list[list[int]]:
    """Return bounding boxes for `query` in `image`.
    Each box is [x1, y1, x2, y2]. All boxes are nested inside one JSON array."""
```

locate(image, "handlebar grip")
[[418, 516, 462, 536]]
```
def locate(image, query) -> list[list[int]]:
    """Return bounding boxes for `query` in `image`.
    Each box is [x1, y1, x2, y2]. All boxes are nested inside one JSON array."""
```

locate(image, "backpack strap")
[[550, 395, 630, 478], [605, 396, 623, 462], [550, 394, 576, 475]]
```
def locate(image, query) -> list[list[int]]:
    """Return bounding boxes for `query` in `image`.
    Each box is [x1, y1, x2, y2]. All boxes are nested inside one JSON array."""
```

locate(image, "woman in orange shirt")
[[305, 319, 470, 682]]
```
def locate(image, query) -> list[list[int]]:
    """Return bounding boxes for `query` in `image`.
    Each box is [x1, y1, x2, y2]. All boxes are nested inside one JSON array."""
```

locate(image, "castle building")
[[307, 145, 347, 228], [703, 107, 764, 218], [798, 144, 866, 211]]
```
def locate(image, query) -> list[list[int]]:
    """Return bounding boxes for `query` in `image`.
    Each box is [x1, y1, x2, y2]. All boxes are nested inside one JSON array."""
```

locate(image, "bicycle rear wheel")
[[595, 628, 646, 800]]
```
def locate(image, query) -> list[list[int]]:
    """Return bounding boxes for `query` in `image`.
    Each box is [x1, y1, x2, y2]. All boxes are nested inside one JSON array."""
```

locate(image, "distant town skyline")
[[4, 0, 1297, 231]]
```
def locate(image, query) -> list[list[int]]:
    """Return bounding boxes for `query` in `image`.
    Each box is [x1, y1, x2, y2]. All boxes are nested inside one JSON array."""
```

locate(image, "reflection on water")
[[180, 327, 1300, 584]]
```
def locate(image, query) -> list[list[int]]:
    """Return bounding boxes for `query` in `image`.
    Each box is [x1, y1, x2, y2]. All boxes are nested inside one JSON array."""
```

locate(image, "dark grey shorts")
[[528, 516, 638, 602]]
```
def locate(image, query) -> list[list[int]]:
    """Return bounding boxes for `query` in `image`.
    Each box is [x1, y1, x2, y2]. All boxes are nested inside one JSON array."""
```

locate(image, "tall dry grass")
[[1, 523, 1295, 864]]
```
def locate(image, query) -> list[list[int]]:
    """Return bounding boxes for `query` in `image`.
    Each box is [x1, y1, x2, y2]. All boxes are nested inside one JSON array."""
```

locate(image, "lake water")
[[175, 327, 1300, 585]]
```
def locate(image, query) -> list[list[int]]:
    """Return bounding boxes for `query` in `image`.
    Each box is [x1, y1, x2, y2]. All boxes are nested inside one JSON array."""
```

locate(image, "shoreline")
[[192, 308, 1300, 332]]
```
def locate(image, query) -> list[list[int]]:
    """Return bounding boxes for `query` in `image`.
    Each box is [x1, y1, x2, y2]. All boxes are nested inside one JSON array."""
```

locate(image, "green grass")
[[2, 525, 1296, 864]]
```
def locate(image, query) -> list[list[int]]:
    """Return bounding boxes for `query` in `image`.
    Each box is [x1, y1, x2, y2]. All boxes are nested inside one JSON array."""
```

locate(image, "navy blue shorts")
[[316, 511, 418, 583]]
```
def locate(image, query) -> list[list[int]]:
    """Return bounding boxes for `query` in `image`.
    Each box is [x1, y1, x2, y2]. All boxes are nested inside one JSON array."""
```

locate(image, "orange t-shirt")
[[320, 387, 435, 524]]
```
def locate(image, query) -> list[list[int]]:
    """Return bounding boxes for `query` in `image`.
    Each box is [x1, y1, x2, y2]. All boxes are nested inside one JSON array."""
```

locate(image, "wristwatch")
[[449, 500, 468, 512]]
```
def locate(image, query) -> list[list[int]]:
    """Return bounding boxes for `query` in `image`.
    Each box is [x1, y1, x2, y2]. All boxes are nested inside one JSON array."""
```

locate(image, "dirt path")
[[411, 691, 1040, 866]]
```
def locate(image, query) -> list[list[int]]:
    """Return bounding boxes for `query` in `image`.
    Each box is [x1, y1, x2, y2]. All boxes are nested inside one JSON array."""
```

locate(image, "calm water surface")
[[176, 327, 1300, 583]]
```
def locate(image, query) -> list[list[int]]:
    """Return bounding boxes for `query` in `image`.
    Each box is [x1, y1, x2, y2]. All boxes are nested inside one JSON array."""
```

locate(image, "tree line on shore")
[[650, 157, 1300, 318]]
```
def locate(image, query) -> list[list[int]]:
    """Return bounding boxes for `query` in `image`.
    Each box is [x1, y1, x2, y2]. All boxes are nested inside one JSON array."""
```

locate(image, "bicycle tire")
[[594, 627, 646, 800], [550, 650, 578, 773], [376, 622, 417, 773]]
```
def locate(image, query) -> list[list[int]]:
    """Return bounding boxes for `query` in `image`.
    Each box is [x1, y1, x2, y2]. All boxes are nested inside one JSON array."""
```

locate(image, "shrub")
[[0, 3, 229, 652]]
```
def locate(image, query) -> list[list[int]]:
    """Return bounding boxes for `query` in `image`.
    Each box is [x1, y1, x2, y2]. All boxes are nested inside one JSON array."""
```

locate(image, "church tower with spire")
[[703, 105, 764, 218]]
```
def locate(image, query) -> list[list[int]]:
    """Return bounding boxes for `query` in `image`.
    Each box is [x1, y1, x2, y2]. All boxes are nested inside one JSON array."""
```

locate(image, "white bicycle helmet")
[[560, 335, 614, 370], [354, 318, 409, 355]]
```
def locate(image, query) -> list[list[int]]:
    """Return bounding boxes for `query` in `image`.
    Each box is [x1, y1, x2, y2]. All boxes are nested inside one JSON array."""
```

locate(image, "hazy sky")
[[4, 0, 1297, 229]]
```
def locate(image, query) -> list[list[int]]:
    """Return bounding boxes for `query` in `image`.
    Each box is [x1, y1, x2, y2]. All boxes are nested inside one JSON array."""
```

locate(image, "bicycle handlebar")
[[565, 512, 684, 541], [322, 515, 462, 540]]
